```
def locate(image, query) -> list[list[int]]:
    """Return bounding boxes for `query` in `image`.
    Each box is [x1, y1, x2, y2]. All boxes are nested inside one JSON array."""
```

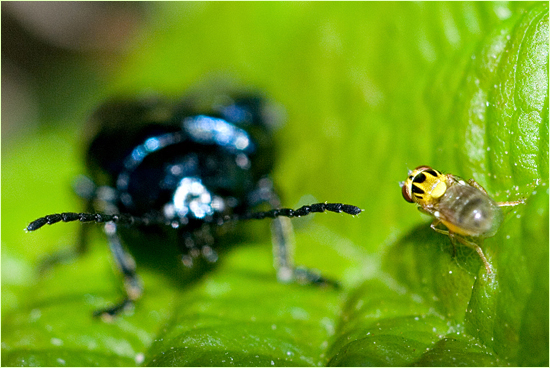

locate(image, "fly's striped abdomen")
[[438, 184, 503, 237]]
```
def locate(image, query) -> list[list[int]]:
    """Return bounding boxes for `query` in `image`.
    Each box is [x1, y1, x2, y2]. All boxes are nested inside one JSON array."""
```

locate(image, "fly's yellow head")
[[401, 166, 447, 206]]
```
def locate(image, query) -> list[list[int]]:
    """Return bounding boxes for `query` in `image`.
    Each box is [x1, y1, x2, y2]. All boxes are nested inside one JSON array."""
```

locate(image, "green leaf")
[[2, 2, 547, 367], [450, 1, 549, 191]]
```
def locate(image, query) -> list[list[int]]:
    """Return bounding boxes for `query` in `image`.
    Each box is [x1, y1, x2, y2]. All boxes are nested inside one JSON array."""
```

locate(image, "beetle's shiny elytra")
[[401, 165, 523, 274], [27, 92, 361, 319]]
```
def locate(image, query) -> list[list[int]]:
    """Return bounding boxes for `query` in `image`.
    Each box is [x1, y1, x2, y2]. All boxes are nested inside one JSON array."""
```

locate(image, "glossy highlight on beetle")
[[401, 165, 523, 274], [26, 92, 361, 319]]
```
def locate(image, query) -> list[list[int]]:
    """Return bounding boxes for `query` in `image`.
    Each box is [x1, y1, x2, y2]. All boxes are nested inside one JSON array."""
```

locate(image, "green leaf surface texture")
[[2, 2, 548, 367]]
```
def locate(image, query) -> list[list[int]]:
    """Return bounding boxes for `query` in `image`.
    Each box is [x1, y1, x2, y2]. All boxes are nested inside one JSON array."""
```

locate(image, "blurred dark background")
[[2, 2, 148, 144]]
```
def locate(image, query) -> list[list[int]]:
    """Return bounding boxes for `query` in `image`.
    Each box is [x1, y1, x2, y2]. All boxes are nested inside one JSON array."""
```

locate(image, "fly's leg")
[[467, 179, 490, 195], [94, 222, 142, 320], [467, 178, 525, 207], [453, 235, 492, 275], [430, 220, 492, 274], [496, 199, 525, 207], [430, 220, 456, 257]]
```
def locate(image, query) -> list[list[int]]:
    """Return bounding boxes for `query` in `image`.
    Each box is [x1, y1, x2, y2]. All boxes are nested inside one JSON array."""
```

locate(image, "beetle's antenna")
[[26, 212, 165, 232], [217, 202, 362, 225], [26, 203, 362, 232]]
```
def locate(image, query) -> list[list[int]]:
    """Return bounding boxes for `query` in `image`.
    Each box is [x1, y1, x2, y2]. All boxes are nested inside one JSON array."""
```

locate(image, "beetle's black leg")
[[245, 180, 350, 288], [37, 222, 92, 274], [270, 216, 295, 282], [93, 222, 142, 320], [180, 231, 199, 268], [180, 224, 218, 268], [38, 178, 113, 271], [253, 180, 297, 283], [36, 200, 94, 274], [270, 215, 340, 288], [196, 224, 219, 264], [73, 175, 98, 201], [180, 231, 204, 268], [213, 200, 360, 287]]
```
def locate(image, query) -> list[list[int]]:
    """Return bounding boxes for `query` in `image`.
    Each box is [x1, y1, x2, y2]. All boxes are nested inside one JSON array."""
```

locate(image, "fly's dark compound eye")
[[27, 91, 362, 319], [401, 182, 413, 203]]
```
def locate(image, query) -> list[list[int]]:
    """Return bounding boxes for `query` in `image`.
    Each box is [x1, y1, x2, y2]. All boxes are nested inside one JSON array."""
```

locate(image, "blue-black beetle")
[[27, 91, 361, 319]]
